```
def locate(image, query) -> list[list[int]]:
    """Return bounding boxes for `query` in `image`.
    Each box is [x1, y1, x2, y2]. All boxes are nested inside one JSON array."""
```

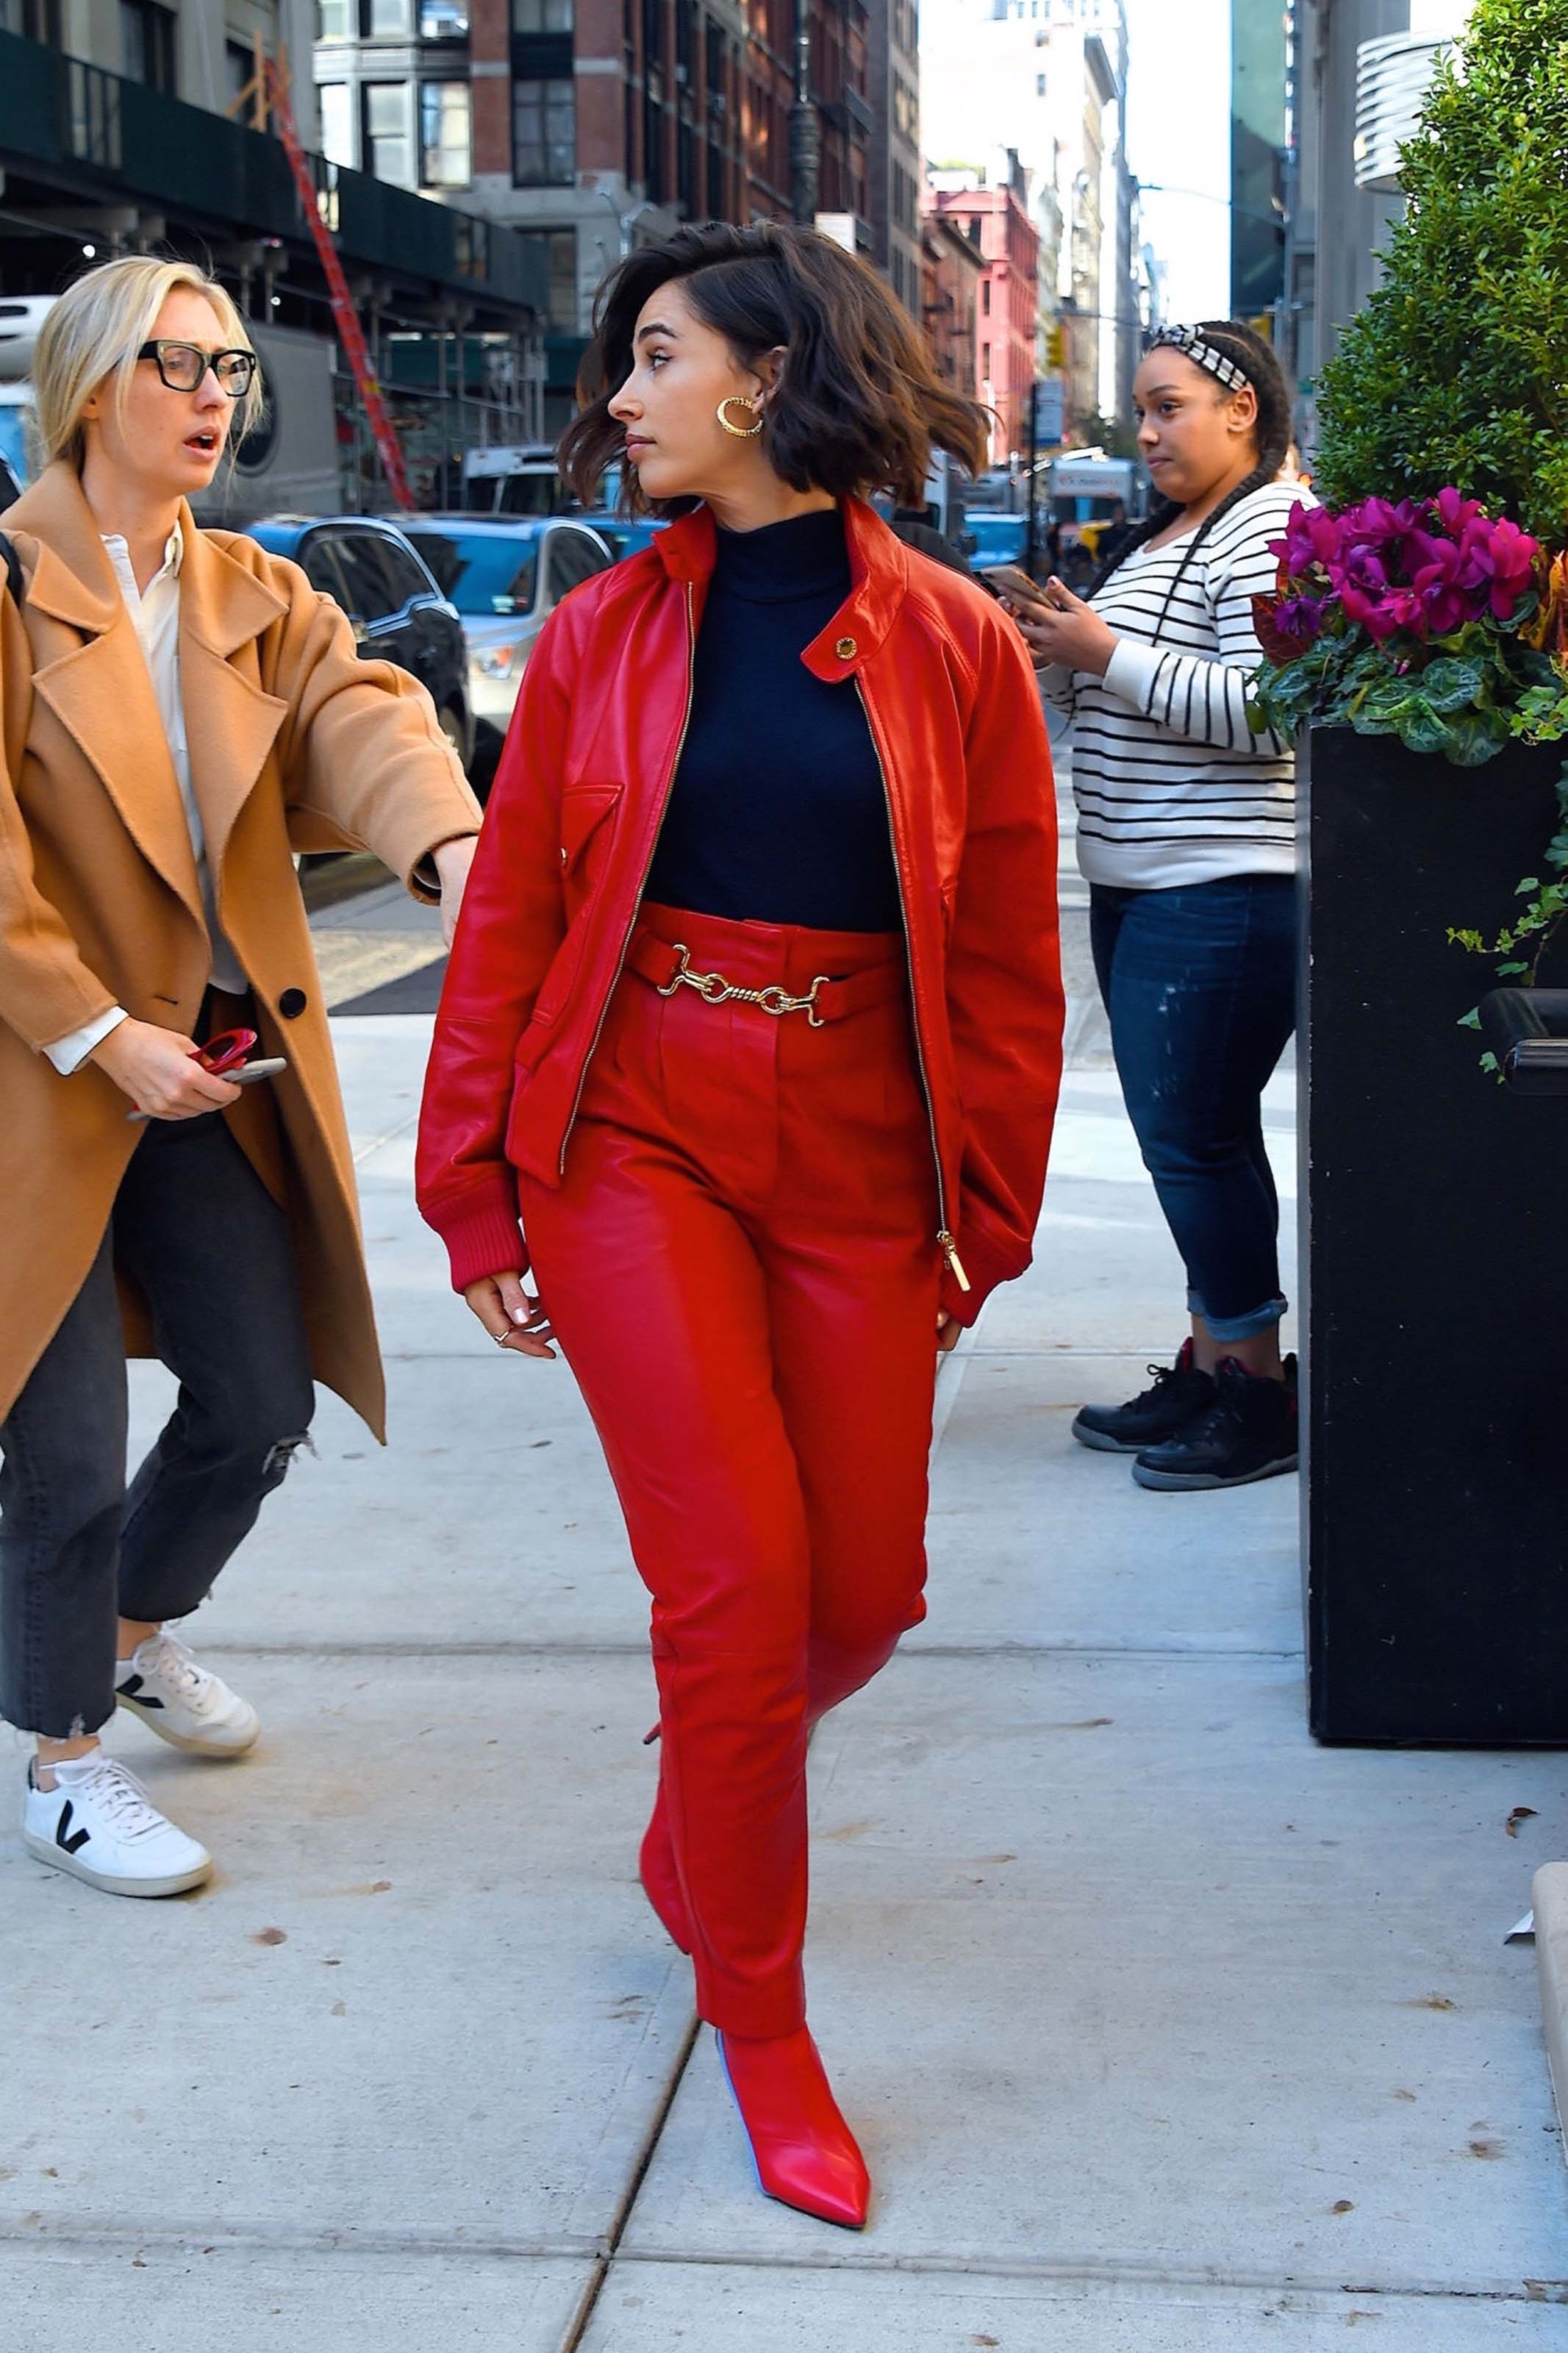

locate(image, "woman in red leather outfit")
[[417, 221, 1062, 2227]]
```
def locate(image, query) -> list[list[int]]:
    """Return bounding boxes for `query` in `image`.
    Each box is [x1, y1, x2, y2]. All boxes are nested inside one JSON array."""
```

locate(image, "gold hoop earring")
[[717, 394, 765, 439]]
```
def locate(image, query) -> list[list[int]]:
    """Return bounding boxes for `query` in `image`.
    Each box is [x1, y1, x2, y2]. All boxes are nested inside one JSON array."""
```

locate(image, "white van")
[[461, 444, 576, 518]]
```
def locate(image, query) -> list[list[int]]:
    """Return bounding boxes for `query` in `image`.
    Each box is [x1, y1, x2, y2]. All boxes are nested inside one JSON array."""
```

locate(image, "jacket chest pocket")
[[518, 783, 624, 1054], [559, 782, 623, 899]]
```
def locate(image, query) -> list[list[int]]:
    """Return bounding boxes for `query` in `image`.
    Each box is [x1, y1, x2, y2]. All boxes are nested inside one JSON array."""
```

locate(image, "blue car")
[[387, 515, 617, 787], [962, 511, 1031, 568], [578, 513, 667, 562], [246, 514, 475, 774]]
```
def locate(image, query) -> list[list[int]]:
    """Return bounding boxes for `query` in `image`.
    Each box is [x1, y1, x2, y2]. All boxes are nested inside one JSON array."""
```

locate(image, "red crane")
[[235, 50, 415, 510]]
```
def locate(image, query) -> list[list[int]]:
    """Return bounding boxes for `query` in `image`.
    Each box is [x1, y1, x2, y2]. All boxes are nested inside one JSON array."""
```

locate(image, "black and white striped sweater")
[[1041, 479, 1311, 890]]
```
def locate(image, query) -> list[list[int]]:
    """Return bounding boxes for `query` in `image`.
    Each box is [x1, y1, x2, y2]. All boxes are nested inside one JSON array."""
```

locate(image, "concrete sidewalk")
[[4, 1011, 1566, 2350]]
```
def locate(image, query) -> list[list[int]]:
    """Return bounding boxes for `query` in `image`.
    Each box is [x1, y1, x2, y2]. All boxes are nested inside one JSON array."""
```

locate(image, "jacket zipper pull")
[[938, 1230, 971, 1293]]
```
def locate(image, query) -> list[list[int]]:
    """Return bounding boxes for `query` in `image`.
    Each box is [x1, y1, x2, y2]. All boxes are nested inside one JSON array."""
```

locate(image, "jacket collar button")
[[834, 635, 857, 660]]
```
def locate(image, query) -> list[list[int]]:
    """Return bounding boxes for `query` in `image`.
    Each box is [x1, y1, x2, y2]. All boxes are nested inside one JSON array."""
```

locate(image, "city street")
[[4, 737, 1566, 2347]]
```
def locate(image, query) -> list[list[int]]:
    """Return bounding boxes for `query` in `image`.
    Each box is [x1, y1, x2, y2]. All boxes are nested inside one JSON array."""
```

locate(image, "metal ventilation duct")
[[1353, 30, 1452, 192]]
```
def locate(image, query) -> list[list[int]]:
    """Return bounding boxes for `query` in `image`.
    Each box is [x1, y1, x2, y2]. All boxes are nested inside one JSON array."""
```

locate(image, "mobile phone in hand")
[[978, 564, 1050, 608], [126, 1057, 288, 1123]]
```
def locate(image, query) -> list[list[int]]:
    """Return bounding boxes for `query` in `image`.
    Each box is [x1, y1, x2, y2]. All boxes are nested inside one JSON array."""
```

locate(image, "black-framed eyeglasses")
[[136, 340, 258, 396]]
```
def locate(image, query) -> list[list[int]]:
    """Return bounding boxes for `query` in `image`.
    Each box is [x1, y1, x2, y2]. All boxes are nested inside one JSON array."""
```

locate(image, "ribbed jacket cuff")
[[424, 1184, 529, 1293]]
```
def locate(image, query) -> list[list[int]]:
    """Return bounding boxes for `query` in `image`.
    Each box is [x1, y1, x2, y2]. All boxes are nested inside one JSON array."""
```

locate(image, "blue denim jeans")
[[1089, 875, 1297, 1341]]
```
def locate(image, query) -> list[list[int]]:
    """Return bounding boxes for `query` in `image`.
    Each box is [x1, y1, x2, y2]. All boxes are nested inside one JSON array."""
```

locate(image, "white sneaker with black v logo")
[[115, 1629, 260, 1757], [22, 1754, 212, 1897]]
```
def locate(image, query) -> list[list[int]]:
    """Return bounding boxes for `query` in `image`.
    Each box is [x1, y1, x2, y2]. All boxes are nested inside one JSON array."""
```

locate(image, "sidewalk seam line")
[[179, 1639, 1306, 1662], [559, 2012, 704, 2352], [596, 2247, 1568, 2304], [5, 2224, 1547, 2310], [351, 1107, 421, 1168]]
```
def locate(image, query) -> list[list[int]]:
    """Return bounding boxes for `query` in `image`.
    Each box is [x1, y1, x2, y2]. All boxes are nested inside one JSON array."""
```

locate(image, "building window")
[[366, 0, 409, 35], [1036, 70, 1045, 93], [981, 277, 990, 314], [420, 79, 470, 185], [513, 76, 575, 184], [516, 224, 579, 326], [319, 80, 354, 164], [317, 0, 351, 33], [420, 0, 470, 33], [364, 81, 415, 186], [981, 340, 990, 378], [678, 118, 695, 216], [4, 0, 64, 38], [512, 0, 573, 26], [226, 37, 257, 110], [120, 0, 176, 91]]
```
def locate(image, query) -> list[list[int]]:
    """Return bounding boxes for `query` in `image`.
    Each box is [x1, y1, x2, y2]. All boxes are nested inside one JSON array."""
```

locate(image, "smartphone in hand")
[[978, 564, 1051, 609], [126, 1055, 289, 1124]]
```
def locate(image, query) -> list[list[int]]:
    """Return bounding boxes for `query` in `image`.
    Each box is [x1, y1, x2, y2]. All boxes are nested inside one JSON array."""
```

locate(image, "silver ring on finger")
[[493, 1328, 512, 1348]]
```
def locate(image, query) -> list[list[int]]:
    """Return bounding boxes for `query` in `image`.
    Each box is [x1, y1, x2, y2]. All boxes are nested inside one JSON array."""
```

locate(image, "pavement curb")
[[1532, 1861, 1568, 2154]]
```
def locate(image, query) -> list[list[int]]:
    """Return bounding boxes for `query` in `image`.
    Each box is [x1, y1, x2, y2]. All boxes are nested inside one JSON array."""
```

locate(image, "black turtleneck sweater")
[[644, 507, 903, 932]]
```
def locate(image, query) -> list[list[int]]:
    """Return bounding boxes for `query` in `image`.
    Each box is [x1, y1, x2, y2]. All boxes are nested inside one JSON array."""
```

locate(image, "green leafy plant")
[[1249, 0, 1568, 1002], [1311, 0, 1568, 545]]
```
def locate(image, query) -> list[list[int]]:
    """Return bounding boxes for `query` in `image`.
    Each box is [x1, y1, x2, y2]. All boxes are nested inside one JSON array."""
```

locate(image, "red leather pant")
[[518, 903, 940, 2036]]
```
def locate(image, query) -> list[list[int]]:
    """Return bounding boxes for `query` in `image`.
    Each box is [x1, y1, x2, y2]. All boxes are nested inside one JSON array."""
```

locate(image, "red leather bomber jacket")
[[416, 496, 1064, 1327]]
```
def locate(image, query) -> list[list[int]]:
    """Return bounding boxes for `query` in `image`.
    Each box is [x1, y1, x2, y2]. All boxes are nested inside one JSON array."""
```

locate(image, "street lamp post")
[[601, 190, 657, 261], [790, 0, 819, 226]]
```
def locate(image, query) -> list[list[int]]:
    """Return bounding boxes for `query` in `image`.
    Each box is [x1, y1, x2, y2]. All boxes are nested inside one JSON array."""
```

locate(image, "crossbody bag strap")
[[0, 530, 21, 610]]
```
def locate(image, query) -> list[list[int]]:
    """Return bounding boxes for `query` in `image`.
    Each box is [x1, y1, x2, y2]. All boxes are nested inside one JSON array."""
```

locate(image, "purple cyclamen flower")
[[1459, 514, 1542, 618]]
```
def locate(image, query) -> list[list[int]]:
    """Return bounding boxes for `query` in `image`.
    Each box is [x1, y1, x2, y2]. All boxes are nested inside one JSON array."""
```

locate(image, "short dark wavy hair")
[[559, 220, 989, 517]]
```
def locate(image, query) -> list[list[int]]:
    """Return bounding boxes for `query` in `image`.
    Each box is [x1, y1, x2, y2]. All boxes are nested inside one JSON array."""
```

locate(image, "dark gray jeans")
[[0, 1109, 315, 1738]]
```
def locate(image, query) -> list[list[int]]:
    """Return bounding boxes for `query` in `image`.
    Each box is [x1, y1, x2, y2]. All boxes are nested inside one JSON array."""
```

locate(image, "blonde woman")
[[0, 257, 482, 1896]]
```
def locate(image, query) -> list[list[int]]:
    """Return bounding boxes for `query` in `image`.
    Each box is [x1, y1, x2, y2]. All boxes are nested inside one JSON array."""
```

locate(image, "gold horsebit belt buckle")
[[656, 943, 832, 1027]]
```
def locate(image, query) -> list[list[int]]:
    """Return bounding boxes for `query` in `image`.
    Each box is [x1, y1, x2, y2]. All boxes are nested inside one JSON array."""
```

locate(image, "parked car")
[[578, 513, 666, 563], [387, 515, 615, 789], [962, 511, 1031, 568], [246, 514, 476, 777], [0, 449, 18, 513]]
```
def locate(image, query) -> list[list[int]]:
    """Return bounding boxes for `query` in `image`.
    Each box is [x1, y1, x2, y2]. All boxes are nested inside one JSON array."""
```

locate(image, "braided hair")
[[1083, 319, 1292, 619]]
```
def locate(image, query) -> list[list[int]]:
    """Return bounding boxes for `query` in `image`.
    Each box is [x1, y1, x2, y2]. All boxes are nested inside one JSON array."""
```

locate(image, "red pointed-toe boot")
[[716, 2026, 871, 2229], [639, 1785, 692, 1954]]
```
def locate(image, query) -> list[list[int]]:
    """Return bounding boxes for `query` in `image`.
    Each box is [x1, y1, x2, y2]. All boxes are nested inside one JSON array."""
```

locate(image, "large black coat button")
[[278, 987, 308, 1019]]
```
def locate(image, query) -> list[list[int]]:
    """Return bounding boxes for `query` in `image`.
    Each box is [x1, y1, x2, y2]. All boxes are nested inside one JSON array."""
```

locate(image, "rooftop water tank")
[[1354, 2, 1472, 193]]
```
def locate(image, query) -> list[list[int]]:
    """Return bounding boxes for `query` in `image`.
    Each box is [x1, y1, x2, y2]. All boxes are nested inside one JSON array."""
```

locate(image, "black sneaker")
[[1071, 1340, 1217, 1454], [1131, 1355, 1299, 1491]]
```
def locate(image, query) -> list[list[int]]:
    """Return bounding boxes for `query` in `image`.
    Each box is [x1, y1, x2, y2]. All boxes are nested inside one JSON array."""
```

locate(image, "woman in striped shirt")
[[1012, 321, 1309, 1493]]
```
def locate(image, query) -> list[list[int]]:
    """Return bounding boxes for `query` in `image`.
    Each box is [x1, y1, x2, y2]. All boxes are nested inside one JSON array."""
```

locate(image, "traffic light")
[[1045, 321, 1065, 370]]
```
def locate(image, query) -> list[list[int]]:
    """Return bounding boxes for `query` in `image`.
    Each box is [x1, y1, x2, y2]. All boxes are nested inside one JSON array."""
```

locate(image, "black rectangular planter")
[[1301, 724, 1568, 1744]]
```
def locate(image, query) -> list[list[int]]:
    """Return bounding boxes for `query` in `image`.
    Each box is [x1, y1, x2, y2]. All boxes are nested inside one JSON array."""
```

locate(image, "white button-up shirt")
[[46, 523, 248, 1075]]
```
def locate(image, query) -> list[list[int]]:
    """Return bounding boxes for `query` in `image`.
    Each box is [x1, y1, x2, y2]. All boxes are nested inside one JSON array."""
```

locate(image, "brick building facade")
[[315, 0, 904, 402], [928, 174, 1038, 461], [920, 204, 982, 396]]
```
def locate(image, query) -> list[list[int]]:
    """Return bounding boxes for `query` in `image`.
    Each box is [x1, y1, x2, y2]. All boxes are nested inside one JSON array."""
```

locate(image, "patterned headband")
[[1142, 324, 1251, 393]]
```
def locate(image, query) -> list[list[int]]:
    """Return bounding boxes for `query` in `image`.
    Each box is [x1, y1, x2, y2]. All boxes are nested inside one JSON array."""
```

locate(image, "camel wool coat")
[[0, 462, 482, 1440]]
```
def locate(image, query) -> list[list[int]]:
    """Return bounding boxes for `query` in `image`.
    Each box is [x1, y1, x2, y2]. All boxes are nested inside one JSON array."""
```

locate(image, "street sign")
[[1032, 378, 1064, 446]]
